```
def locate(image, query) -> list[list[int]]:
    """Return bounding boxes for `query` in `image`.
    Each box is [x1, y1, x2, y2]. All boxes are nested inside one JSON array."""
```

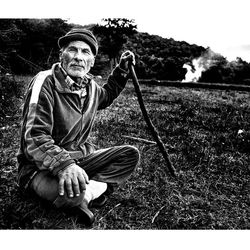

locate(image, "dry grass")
[[0, 78, 249, 229]]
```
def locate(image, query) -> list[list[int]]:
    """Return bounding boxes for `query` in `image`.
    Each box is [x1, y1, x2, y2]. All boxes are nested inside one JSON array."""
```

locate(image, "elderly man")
[[17, 28, 140, 225]]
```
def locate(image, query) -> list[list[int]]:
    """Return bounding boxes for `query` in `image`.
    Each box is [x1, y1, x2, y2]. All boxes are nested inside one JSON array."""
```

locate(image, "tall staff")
[[129, 64, 177, 177]]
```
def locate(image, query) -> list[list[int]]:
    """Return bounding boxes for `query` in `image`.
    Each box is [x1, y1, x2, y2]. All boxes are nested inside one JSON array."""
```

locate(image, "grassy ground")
[[0, 77, 249, 229]]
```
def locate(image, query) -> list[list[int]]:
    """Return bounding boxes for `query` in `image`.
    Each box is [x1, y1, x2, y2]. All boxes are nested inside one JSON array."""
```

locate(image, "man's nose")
[[74, 50, 84, 61]]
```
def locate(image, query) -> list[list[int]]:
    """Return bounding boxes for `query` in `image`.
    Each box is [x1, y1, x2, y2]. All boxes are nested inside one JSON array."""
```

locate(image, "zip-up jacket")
[[17, 62, 128, 189]]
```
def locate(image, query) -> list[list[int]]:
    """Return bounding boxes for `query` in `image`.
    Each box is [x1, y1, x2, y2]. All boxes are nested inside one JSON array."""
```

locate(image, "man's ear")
[[59, 52, 62, 61], [59, 48, 64, 62], [90, 57, 95, 67]]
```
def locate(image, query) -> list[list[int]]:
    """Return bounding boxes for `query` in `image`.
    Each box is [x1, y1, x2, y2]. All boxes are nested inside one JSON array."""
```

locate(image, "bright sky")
[[3, 0, 250, 62]]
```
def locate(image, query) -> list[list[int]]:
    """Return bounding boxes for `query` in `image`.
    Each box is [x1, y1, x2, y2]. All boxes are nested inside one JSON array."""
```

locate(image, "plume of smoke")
[[182, 48, 218, 82]]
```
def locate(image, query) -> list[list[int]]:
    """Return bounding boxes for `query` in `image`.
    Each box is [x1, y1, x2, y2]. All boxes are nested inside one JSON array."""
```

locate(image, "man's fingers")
[[57, 164, 89, 197], [123, 51, 131, 57], [127, 55, 135, 65], [65, 178, 74, 198], [121, 52, 135, 66], [78, 174, 87, 193], [81, 169, 89, 184], [72, 177, 80, 197], [58, 177, 65, 196]]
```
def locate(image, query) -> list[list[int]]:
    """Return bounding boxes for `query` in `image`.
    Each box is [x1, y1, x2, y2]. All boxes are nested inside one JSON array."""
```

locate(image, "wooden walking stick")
[[129, 64, 177, 178]]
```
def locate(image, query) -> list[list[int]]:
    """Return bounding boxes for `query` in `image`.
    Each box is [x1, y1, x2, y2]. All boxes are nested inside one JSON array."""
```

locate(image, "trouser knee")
[[123, 145, 140, 169], [30, 170, 84, 209]]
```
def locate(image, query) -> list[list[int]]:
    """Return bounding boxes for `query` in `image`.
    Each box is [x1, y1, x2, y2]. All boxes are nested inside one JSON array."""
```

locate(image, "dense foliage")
[[0, 19, 71, 74], [124, 33, 250, 83], [125, 32, 206, 80], [200, 56, 250, 84], [1, 18, 250, 83], [93, 18, 137, 69]]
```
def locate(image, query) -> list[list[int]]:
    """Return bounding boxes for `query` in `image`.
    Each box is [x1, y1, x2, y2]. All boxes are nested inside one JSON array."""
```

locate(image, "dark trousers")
[[30, 145, 140, 208]]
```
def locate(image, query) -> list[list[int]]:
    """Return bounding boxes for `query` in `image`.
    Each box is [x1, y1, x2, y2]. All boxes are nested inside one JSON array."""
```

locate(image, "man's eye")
[[68, 47, 76, 52], [82, 49, 91, 54]]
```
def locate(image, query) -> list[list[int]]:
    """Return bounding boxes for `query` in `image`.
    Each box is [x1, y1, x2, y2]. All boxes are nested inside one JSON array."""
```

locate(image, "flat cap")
[[58, 28, 98, 56]]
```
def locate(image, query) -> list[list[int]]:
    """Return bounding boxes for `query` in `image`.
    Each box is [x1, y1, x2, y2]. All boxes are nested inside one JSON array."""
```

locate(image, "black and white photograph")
[[0, 0, 249, 248]]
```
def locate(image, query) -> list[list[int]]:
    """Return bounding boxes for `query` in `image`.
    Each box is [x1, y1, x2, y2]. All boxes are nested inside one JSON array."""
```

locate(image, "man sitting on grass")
[[17, 28, 140, 225]]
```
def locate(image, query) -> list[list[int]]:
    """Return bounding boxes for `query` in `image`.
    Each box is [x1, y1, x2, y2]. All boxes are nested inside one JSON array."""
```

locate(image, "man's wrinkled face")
[[60, 40, 95, 79]]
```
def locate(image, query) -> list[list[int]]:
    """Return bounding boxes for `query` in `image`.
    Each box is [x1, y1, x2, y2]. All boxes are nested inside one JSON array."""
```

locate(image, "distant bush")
[[0, 73, 24, 118]]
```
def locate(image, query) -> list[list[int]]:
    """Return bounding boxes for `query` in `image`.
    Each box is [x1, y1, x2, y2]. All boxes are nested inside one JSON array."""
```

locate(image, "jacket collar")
[[51, 63, 92, 93]]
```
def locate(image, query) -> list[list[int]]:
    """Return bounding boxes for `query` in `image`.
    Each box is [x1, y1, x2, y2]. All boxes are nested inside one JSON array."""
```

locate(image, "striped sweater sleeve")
[[22, 70, 74, 175]]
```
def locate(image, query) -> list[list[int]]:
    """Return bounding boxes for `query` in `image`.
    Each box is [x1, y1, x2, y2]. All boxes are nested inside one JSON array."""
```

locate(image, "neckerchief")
[[59, 63, 89, 105]]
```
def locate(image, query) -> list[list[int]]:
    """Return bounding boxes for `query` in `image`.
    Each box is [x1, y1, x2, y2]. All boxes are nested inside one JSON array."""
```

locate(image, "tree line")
[[1, 18, 250, 84]]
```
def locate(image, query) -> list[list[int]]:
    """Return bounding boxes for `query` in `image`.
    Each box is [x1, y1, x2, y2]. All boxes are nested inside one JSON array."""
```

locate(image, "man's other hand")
[[119, 50, 135, 71], [57, 163, 89, 198]]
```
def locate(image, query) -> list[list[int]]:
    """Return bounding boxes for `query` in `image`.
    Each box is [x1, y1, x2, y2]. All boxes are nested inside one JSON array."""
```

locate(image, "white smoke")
[[182, 60, 204, 82], [182, 48, 217, 82]]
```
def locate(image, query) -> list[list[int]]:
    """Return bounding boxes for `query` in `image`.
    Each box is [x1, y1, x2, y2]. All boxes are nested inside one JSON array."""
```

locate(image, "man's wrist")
[[117, 65, 129, 78], [57, 162, 75, 175], [53, 159, 76, 176]]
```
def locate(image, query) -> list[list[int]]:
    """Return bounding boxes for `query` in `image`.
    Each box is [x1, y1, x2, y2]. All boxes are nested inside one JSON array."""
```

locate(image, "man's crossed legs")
[[29, 145, 140, 225]]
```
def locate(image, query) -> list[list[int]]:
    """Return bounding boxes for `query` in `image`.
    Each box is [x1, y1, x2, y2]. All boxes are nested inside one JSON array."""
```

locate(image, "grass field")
[[0, 77, 249, 229]]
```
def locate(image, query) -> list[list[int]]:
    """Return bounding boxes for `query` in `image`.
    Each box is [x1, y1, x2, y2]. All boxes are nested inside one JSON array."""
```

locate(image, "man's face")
[[60, 40, 95, 79]]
